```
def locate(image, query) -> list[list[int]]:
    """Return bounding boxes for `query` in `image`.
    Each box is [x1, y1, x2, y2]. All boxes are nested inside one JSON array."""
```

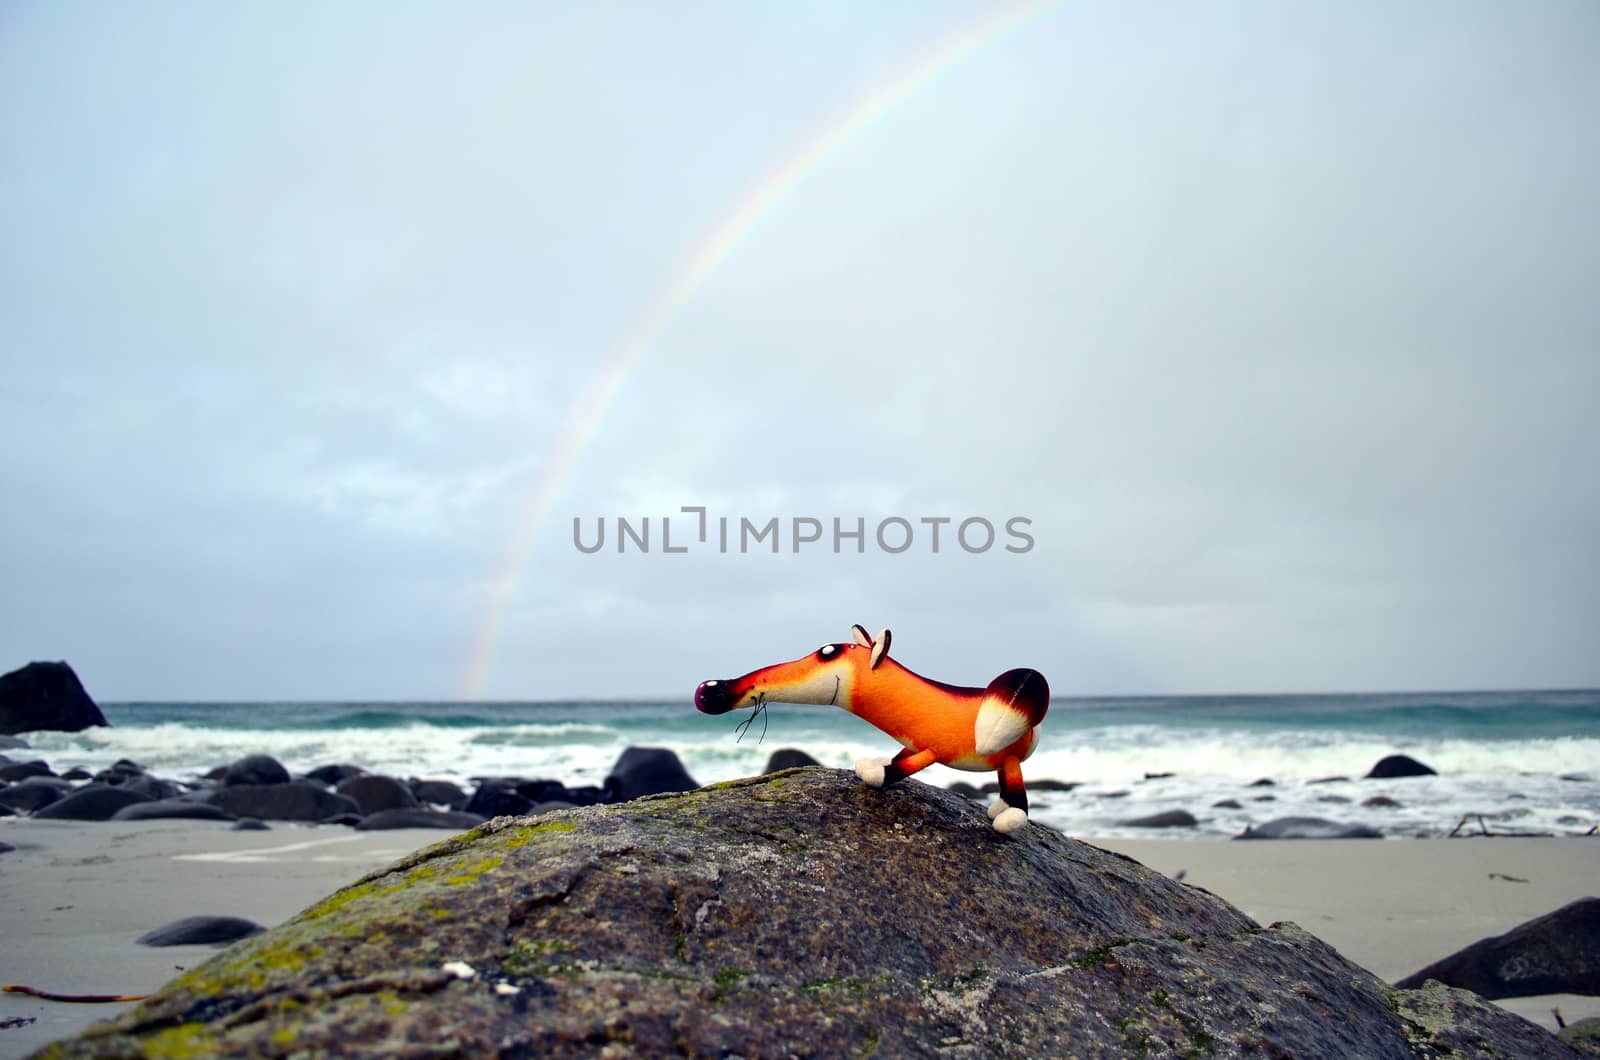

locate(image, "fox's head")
[[693, 624, 892, 715]]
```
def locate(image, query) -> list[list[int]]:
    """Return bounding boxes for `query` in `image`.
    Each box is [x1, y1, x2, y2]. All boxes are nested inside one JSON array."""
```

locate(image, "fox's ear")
[[850, 624, 874, 648], [869, 628, 892, 669]]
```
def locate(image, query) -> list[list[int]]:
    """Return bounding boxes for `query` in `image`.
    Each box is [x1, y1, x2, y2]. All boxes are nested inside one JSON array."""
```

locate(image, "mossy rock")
[[38, 769, 1573, 1057]]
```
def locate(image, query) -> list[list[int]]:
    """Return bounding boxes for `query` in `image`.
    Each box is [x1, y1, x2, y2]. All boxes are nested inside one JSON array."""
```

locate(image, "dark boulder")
[[1237, 816, 1383, 840], [1248, 778, 1276, 787], [513, 779, 574, 804], [0, 777, 69, 813], [1366, 754, 1437, 779], [60, 766, 93, 781], [1363, 796, 1402, 808], [231, 817, 269, 831], [320, 813, 365, 827], [946, 781, 983, 800], [45, 769, 1570, 1058], [1395, 897, 1600, 998], [980, 778, 1080, 794], [355, 809, 487, 831], [304, 764, 364, 786], [335, 774, 420, 815], [1308, 775, 1350, 785], [136, 916, 264, 947], [1211, 798, 1243, 809], [566, 785, 605, 806], [0, 803, 14, 817], [122, 775, 183, 801], [0, 760, 54, 782], [463, 784, 533, 819], [763, 748, 821, 773], [112, 799, 237, 822], [603, 746, 699, 802], [411, 779, 469, 808], [92, 761, 147, 786], [33, 785, 154, 821], [0, 661, 107, 735], [205, 782, 360, 822], [1120, 809, 1198, 828], [0, 839, 13, 851], [1142, 772, 1175, 781], [223, 754, 291, 787]]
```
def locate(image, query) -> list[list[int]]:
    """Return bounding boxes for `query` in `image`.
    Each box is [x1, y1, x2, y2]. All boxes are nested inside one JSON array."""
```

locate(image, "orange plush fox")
[[695, 624, 1049, 832]]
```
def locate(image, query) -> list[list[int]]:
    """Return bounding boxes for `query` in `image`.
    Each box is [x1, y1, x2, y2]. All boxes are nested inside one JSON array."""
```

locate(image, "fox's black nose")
[[695, 679, 734, 715]]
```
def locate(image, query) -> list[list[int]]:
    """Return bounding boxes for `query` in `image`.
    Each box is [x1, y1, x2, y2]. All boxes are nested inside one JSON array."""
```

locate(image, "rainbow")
[[460, 0, 1066, 699]]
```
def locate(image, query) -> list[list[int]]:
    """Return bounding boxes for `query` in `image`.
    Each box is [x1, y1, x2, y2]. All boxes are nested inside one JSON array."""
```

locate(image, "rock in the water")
[[231, 817, 269, 831], [336, 774, 420, 815], [763, 748, 821, 773], [463, 783, 533, 818], [1363, 795, 1403, 808], [223, 754, 291, 787], [32, 784, 154, 820], [0, 776, 69, 812], [1120, 809, 1198, 828], [355, 809, 487, 830], [1308, 775, 1350, 785], [44, 768, 1570, 1059], [1366, 754, 1437, 779], [111, 799, 237, 822], [1248, 778, 1276, 787], [1211, 798, 1243, 809], [1395, 896, 1600, 998], [411, 779, 468, 808], [0, 661, 108, 735], [122, 775, 183, 801], [1237, 816, 1383, 840], [603, 746, 699, 802], [205, 782, 360, 822], [0, 759, 54, 782], [136, 916, 265, 947], [60, 766, 93, 781]]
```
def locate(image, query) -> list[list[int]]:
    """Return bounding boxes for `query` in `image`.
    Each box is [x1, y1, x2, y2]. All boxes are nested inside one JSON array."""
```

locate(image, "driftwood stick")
[[2, 984, 150, 1004]]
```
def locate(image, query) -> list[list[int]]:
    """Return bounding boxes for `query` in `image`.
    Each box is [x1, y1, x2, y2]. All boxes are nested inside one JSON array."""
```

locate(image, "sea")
[[18, 690, 1600, 840]]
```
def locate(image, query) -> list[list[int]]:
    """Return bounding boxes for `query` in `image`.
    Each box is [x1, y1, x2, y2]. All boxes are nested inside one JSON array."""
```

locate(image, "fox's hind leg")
[[987, 754, 1029, 833], [855, 747, 938, 789]]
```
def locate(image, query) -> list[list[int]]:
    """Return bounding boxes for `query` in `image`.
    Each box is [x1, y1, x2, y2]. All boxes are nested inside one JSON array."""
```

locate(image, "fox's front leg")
[[855, 747, 938, 789], [986, 755, 1029, 833]]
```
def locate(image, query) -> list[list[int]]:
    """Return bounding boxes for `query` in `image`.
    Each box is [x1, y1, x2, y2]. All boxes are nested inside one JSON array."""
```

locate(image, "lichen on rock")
[[37, 768, 1575, 1058]]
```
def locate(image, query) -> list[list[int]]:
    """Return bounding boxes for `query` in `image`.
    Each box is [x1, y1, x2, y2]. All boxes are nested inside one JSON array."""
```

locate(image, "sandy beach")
[[1, 818, 1594, 1057]]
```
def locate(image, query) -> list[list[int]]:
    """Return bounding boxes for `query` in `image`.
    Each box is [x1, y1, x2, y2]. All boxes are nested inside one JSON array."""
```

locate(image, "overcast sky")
[[3, 2, 1596, 701]]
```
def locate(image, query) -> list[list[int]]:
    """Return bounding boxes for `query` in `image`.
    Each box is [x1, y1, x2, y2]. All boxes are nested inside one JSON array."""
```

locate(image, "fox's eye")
[[817, 643, 839, 660]]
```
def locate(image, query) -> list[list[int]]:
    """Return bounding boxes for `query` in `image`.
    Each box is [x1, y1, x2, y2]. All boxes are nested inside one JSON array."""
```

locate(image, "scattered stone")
[[0, 661, 108, 734], [0, 840, 13, 853], [0, 760, 54, 782], [336, 774, 420, 815], [1365, 754, 1437, 779], [1120, 809, 1198, 828], [33, 785, 154, 821], [979, 778, 1079, 794], [112, 799, 237, 822], [0, 777, 67, 812], [1307, 776, 1349, 785], [44, 770, 1569, 1058], [1317, 795, 1353, 804], [1252, 795, 1277, 802], [1560, 773, 1593, 783], [136, 916, 265, 947], [1237, 817, 1382, 840], [514, 779, 574, 804], [231, 817, 269, 831], [464, 784, 533, 819], [60, 767, 93, 781], [1395, 897, 1600, 998], [1248, 778, 1276, 787], [412, 779, 469, 808], [355, 809, 487, 831], [223, 754, 291, 787], [1363, 796, 1402, 809], [205, 782, 360, 822], [123, 775, 183, 801], [763, 748, 821, 773], [603, 746, 699, 802], [319, 813, 364, 827], [1097, 790, 1130, 799], [1211, 798, 1243, 809], [565, 785, 605, 806], [305, 764, 365, 786], [1141, 772, 1175, 781], [946, 781, 983, 799]]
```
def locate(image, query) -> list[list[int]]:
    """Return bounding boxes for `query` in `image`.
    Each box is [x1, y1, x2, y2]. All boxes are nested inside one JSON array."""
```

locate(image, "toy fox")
[[694, 624, 1049, 832]]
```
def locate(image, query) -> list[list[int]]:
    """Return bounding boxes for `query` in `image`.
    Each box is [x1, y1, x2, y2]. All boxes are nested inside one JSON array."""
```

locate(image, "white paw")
[[987, 797, 1010, 821], [854, 757, 888, 789], [993, 807, 1028, 833]]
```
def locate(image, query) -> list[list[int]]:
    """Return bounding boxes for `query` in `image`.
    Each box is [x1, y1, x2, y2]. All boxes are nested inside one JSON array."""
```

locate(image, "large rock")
[[0, 776, 68, 812], [462, 783, 533, 818], [1120, 809, 1198, 828], [1395, 897, 1600, 998], [32, 784, 153, 821], [222, 754, 291, 787], [354, 808, 487, 831], [763, 748, 821, 772], [602, 745, 699, 802], [137, 916, 265, 947], [204, 782, 360, 822], [42, 769, 1570, 1058], [1366, 754, 1438, 779], [0, 661, 107, 734], [112, 799, 237, 822], [335, 774, 420, 815]]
